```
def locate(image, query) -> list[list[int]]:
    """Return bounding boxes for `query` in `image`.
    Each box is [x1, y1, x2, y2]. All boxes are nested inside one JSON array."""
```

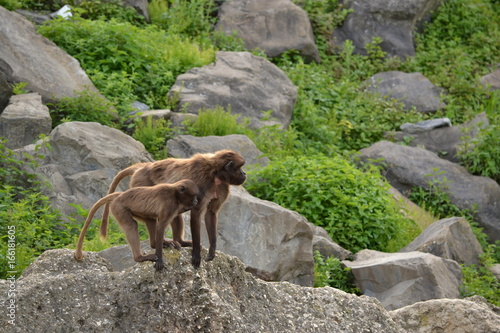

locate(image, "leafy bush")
[[280, 58, 426, 155], [38, 17, 215, 110], [461, 245, 500, 307], [132, 116, 173, 160], [246, 155, 409, 252], [458, 92, 500, 183], [184, 106, 247, 137], [149, 0, 216, 38], [0, 139, 77, 278], [50, 90, 118, 127], [402, 0, 500, 124], [313, 251, 360, 294]]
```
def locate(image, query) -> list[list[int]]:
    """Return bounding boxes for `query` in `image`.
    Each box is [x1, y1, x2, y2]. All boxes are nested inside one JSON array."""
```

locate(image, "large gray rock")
[[392, 112, 489, 162], [390, 296, 500, 333], [216, 0, 320, 63], [0, 6, 100, 105], [0, 93, 51, 149], [167, 134, 269, 169], [366, 71, 445, 113], [359, 141, 500, 243], [18, 122, 153, 218], [481, 67, 500, 90], [1, 248, 403, 332], [331, 0, 443, 58], [185, 186, 315, 286], [400, 217, 484, 266], [169, 51, 297, 129], [0, 71, 11, 111], [343, 250, 463, 310], [308, 222, 352, 260]]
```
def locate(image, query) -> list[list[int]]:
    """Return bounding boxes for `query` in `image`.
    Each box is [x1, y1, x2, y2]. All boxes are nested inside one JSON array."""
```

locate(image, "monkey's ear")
[[225, 161, 234, 171]]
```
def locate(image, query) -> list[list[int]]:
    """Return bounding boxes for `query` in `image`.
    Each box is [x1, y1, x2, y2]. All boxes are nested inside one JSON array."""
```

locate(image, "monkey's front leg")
[[205, 211, 218, 261], [154, 219, 169, 271], [190, 209, 202, 268]]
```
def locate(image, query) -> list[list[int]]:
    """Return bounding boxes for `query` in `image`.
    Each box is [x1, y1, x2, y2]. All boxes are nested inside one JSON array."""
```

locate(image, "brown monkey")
[[100, 150, 246, 268], [74, 179, 200, 271]]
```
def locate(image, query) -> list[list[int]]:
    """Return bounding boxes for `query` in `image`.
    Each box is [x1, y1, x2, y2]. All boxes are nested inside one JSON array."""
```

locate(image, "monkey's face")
[[177, 180, 200, 211], [220, 160, 246, 185]]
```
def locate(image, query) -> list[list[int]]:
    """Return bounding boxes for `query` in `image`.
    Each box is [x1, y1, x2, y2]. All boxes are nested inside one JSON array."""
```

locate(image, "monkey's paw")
[[162, 240, 181, 250]]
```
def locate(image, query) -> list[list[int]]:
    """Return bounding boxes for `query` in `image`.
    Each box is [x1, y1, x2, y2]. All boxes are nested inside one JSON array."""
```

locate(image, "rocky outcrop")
[[0, 93, 51, 149], [308, 222, 352, 260], [400, 217, 484, 266], [216, 0, 320, 63], [168, 51, 297, 129], [390, 296, 500, 333], [359, 141, 500, 242], [366, 71, 445, 113], [331, 0, 443, 58], [17, 122, 153, 218], [166, 134, 269, 169], [343, 250, 463, 310], [0, 6, 100, 106], [481, 66, 500, 90], [1, 249, 402, 332]]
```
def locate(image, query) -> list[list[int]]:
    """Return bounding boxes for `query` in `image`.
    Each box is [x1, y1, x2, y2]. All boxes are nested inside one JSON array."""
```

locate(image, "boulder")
[[167, 134, 269, 169], [366, 71, 445, 113], [184, 186, 315, 286], [343, 250, 463, 310], [1, 248, 403, 332], [359, 141, 500, 243], [17, 122, 153, 218], [308, 222, 352, 260], [390, 296, 500, 333], [480, 67, 500, 90], [331, 0, 443, 58], [0, 6, 100, 105], [216, 0, 320, 63], [400, 217, 484, 266], [123, 0, 149, 21], [391, 112, 490, 162], [168, 51, 297, 129], [0, 71, 11, 111], [0, 93, 51, 149]]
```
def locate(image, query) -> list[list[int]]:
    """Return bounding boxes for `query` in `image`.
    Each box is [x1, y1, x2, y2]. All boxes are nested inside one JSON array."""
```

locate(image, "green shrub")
[[50, 90, 118, 127], [0, 139, 77, 278], [149, 0, 216, 38], [246, 155, 409, 252], [132, 116, 173, 160], [38, 17, 215, 110], [458, 92, 500, 183], [313, 251, 360, 294], [184, 106, 247, 137]]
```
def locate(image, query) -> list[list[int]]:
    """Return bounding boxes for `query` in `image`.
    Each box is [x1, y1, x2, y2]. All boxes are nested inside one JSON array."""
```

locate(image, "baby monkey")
[[74, 179, 199, 271]]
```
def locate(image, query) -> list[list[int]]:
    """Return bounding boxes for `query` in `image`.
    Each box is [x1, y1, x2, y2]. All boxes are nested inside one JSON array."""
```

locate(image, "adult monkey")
[[101, 150, 246, 268], [75, 179, 200, 271]]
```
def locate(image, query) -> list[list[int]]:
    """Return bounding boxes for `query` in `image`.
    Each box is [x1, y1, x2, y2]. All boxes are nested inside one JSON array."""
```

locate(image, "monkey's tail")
[[100, 165, 142, 241], [74, 193, 120, 261]]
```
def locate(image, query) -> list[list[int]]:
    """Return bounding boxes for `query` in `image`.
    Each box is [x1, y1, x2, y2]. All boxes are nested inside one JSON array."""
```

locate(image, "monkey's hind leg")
[[117, 213, 157, 263], [144, 218, 181, 250], [171, 215, 193, 247]]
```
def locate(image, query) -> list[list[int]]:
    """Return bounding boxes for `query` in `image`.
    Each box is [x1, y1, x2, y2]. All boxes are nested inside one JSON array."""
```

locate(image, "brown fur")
[[100, 150, 246, 267], [74, 179, 199, 271]]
